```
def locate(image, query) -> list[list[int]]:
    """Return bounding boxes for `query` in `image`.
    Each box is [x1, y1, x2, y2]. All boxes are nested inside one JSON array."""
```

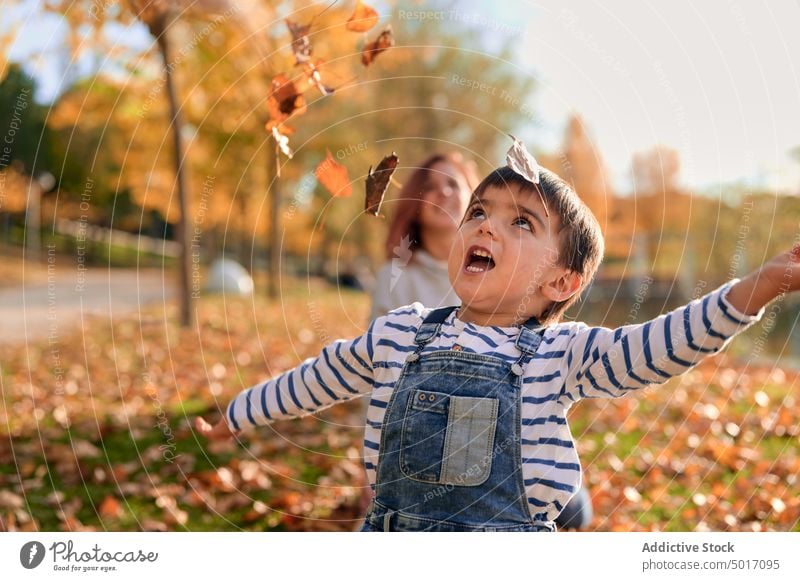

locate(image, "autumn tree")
[[270, 3, 537, 280], [557, 114, 612, 232]]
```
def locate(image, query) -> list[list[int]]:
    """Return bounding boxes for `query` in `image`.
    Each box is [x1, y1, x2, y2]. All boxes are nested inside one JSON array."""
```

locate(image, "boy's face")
[[447, 183, 578, 326]]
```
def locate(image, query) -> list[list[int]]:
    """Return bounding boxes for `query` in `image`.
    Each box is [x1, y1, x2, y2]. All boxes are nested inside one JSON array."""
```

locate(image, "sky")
[[4, 0, 800, 193], [487, 0, 800, 192]]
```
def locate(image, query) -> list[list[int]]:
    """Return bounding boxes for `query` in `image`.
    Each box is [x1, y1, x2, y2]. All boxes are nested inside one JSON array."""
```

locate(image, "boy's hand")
[[194, 416, 237, 441], [726, 243, 800, 315], [762, 243, 800, 294]]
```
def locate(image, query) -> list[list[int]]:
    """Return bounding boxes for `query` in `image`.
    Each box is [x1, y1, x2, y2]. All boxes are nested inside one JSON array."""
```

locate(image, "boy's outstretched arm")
[[195, 318, 380, 439], [561, 244, 800, 401], [724, 245, 800, 315]]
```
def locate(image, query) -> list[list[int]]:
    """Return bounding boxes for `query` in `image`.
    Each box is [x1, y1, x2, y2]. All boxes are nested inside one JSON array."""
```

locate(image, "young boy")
[[197, 146, 799, 531]]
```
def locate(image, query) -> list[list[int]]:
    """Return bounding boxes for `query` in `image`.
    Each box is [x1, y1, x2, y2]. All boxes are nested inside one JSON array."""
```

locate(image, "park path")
[[0, 267, 176, 345]]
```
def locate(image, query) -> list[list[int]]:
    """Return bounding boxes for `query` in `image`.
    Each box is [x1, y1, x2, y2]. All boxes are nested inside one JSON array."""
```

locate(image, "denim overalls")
[[361, 306, 555, 532]]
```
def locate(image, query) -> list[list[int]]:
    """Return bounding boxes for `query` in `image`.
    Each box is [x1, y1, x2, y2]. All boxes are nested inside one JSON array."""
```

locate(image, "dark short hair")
[[468, 166, 604, 325]]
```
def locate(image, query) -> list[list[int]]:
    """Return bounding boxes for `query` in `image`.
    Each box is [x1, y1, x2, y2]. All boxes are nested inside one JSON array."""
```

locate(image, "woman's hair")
[[384, 152, 479, 260], [468, 166, 605, 326]]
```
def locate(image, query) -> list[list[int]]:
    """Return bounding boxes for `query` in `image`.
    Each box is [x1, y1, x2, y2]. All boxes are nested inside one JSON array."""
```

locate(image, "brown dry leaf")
[[346, 0, 379, 33], [505, 134, 549, 216], [286, 18, 313, 65], [315, 150, 352, 198], [361, 26, 394, 66], [365, 152, 398, 216], [268, 74, 306, 123]]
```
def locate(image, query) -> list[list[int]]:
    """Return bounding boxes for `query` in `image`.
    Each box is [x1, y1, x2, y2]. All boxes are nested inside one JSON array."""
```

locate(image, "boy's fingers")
[[195, 416, 234, 440]]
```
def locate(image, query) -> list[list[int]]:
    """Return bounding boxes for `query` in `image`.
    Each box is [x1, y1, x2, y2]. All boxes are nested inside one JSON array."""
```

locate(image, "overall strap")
[[515, 314, 544, 356], [512, 315, 545, 375], [413, 306, 458, 346]]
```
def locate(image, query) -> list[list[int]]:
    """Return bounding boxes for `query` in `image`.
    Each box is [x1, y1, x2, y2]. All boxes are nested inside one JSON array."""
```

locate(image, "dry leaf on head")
[[505, 134, 549, 216], [365, 152, 399, 216]]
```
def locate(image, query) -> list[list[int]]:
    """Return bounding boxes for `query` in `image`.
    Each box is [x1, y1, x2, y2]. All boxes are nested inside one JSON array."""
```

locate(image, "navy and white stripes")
[[226, 279, 764, 521]]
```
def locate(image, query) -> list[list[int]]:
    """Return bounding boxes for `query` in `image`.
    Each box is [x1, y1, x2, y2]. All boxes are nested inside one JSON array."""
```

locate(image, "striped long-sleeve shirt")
[[226, 278, 765, 520]]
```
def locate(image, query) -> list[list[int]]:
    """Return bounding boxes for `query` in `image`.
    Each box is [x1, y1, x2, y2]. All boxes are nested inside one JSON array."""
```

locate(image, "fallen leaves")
[[1, 281, 798, 532], [576, 354, 800, 531], [0, 278, 371, 532]]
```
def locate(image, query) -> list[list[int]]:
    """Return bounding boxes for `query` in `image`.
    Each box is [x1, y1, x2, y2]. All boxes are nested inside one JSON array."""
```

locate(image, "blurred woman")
[[369, 152, 478, 320]]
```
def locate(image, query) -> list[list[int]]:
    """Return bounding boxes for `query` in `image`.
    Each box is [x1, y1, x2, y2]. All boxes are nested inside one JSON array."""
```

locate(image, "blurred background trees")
[[1, 0, 798, 326]]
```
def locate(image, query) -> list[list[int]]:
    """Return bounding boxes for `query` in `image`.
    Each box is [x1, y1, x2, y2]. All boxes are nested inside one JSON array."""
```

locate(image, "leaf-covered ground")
[[1, 278, 798, 531]]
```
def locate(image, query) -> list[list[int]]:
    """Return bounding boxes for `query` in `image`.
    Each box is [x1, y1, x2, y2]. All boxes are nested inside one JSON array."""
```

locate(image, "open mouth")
[[464, 245, 496, 273]]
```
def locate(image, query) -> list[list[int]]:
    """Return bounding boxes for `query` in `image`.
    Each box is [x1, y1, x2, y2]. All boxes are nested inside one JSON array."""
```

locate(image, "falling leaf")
[[315, 150, 352, 198], [505, 134, 549, 216], [365, 152, 398, 216], [271, 126, 294, 160], [286, 18, 313, 65], [361, 25, 394, 66], [346, 0, 379, 32], [302, 61, 334, 97], [268, 74, 306, 123]]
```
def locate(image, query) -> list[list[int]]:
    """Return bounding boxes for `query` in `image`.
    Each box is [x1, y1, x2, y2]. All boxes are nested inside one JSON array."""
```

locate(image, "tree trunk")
[[267, 146, 279, 299], [155, 21, 193, 328]]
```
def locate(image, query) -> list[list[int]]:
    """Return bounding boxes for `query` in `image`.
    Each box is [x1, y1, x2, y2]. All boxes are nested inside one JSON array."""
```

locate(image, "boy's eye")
[[469, 207, 486, 220], [513, 216, 532, 231]]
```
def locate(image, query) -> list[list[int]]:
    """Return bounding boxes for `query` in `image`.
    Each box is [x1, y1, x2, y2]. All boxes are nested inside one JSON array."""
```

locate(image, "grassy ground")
[[1, 277, 798, 531]]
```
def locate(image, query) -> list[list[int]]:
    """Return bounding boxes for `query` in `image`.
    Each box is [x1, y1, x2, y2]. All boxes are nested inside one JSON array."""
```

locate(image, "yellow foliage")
[[0, 166, 32, 214]]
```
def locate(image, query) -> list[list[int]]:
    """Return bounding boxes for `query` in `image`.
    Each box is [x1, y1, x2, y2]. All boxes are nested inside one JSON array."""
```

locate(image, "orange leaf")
[[315, 150, 352, 198], [346, 0, 379, 33], [98, 495, 121, 519]]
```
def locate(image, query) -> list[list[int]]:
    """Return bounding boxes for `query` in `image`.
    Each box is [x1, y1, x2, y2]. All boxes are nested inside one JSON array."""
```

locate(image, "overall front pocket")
[[400, 389, 499, 486]]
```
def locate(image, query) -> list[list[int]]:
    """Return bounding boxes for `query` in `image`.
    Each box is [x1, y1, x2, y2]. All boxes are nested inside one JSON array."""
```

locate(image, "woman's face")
[[418, 161, 472, 233]]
